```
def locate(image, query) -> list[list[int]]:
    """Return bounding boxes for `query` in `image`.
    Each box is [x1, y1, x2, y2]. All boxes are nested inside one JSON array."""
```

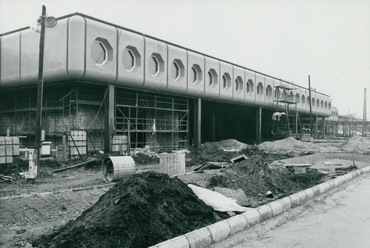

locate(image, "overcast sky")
[[1, 0, 369, 118]]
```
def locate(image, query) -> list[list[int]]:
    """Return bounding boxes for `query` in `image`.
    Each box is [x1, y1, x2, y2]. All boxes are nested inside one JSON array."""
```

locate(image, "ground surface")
[[0, 137, 369, 247], [211, 172, 370, 248]]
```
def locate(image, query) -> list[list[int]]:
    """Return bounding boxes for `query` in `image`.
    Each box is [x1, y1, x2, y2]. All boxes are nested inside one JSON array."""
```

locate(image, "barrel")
[[159, 152, 185, 176], [103, 156, 136, 182]]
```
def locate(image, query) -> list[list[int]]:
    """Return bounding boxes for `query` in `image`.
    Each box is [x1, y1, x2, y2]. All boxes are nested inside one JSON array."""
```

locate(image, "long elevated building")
[[0, 13, 332, 154]]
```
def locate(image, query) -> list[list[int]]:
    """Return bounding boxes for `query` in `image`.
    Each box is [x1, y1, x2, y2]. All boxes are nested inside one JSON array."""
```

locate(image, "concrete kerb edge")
[[152, 166, 370, 248], [206, 219, 231, 243]]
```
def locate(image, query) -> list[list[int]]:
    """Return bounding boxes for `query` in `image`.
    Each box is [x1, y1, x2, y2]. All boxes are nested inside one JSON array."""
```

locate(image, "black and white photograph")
[[0, 0, 369, 247]]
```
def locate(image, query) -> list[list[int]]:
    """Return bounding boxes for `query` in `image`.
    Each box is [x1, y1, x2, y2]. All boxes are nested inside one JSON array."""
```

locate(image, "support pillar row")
[[194, 98, 202, 148], [104, 85, 115, 153], [256, 107, 262, 144]]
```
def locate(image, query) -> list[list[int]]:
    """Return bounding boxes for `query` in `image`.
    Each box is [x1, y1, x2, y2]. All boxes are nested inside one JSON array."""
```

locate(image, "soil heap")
[[34, 172, 224, 248], [339, 136, 370, 153], [208, 155, 296, 197]]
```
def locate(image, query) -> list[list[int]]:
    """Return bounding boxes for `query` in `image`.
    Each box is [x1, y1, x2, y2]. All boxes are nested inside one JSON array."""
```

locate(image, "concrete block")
[[242, 209, 260, 227], [185, 227, 212, 248], [334, 176, 345, 185], [327, 180, 337, 189], [318, 182, 330, 194], [278, 197, 292, 212], [154, 235, 189, 248], [227, 214, 248, 235], [342, 174, 352, 181], [296, 191, 307, 204], [268, 201, 283, 217], [207, 219, 231, 243], [349, 170, 360, 178], [361, 166, 370, 173], [303, 188, 315, 200], [311, 185, 321, 197], [257, 205, 272, 222], [289, 193, 300, 208]]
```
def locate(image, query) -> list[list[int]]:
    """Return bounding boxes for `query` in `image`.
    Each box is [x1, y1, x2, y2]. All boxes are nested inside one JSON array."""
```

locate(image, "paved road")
[[212, 173, 370, 248]]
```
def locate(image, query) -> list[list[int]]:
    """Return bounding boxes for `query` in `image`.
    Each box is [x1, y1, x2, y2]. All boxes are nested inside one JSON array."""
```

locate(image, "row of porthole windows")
[[92, 40, 331, 109]]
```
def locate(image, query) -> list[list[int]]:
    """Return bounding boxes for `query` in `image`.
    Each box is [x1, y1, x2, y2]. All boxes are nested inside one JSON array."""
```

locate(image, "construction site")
[[1, 11, 370, 248]]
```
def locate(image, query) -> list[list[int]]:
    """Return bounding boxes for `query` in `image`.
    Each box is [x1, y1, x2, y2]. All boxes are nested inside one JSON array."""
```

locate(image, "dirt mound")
[[208, 155, 297, 197], [257, 137, 317, 152], [205, 139, 250, 151], [339, 136, 370, 153], [34, 172, 224, 248]]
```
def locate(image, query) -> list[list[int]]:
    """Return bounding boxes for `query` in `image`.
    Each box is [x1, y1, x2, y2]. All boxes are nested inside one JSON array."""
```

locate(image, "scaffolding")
[[272, 85, 299, 138], [115, 90, 189, 152]]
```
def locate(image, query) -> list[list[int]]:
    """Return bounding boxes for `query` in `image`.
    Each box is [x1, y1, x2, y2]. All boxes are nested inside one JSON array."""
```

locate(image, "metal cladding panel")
[[245, 70, 256, 104], [116, 29, 144, 88], [300, 88, 309, 113], [204, 57, 220, 99], [0, 33, 22, 86], [187, 51, 205, 96], [324, 97, 331, 115], [294, 88, 303, 112], [43, 18, 70, 82], [83, 19, 118, 84], [166, 45, 187, 94], [264, 77, 274, 107], [255, 73, 265, 106], [66, 15, 86, 79], [20, 30, 39, 85], [219, 62, 233, 100], [232, 66, 245, 103], [144, 37, 168, 91]]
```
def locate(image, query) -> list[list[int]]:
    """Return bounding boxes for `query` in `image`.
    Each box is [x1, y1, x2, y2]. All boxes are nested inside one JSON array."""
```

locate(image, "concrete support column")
[[321, 117, 326, 139], [256, 107, 262, 144], [212, 110, 216, 141], [314, 116, 318, 139], [104, 85, 115, 153], [194, 98, 202, 148]]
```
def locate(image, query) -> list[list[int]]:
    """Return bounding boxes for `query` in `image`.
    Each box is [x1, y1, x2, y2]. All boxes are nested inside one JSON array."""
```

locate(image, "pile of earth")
[[205, 155, 326, 206], [257, 137, 338, 153], [338, 136, 370, 153], [33, 172, 228, 248]]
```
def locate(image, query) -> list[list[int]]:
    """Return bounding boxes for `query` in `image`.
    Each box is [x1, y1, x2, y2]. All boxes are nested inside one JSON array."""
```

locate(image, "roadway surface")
[[211, 173, 370, 248]]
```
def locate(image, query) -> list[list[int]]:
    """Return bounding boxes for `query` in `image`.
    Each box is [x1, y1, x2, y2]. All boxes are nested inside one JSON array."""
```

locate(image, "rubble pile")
[[34, 172, 226, 248], [186, 139, 255, 166]]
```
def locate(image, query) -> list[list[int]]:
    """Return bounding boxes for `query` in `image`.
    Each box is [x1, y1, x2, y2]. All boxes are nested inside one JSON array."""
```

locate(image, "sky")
[[1, 0, 369, 118]]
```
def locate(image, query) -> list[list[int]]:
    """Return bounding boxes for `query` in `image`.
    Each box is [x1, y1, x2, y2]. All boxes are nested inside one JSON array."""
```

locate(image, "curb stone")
[[242, 208, 260, 227], [153, 167, 370, 248], [227, 214, 248, 235], [206, 220, 231, 243], [256, 204, 273, 221], [184, 227, 212, 248], [268, 201, 283, 217], [303, 188, 315, 200]]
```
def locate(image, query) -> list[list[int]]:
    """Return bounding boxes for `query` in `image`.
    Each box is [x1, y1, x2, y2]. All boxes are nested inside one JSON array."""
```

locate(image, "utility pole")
[[35, 5, 47, 177], [363, 88, 367, 136], [308, 75, 313, 138]]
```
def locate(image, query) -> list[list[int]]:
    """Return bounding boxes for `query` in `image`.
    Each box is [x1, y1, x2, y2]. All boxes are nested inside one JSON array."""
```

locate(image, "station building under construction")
[[0, 13, 333, 156]]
